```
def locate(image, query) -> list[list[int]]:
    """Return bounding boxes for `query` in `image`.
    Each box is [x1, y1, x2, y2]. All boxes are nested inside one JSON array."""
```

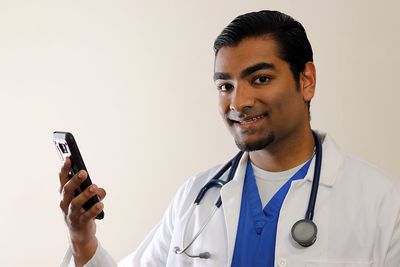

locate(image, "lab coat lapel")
[[220, 152, 248, 266], [304, 133, 344, 187]]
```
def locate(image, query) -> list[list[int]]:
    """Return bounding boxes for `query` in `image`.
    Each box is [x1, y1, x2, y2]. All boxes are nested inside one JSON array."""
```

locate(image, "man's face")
[[214, 37, 313, 151]]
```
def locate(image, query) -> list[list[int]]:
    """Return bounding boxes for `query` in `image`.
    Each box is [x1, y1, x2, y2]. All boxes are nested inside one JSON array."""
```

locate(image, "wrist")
[[70, 236, 98, 267]]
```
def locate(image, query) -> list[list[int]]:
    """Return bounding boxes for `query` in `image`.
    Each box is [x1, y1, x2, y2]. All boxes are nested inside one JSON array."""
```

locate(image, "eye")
[[216, 82, 234, 92], [253, 75, 270, 85]]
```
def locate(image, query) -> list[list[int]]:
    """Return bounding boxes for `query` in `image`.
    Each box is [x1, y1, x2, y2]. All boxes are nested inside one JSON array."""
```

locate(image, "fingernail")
[[97, 203, 103, 210], [78, 171, 85, 179], [89, 185, 97, 193]]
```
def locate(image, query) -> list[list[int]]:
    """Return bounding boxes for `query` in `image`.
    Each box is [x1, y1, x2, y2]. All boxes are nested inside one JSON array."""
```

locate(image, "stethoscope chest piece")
[[291, 219, 317, 247]]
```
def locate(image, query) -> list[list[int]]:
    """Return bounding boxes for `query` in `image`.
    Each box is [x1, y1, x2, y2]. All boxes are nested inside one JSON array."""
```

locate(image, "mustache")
[[226, 107, 268, 122]]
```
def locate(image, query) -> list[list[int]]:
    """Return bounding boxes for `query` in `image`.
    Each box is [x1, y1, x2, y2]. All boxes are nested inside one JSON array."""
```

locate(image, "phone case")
[[53, 131, 104, 220]]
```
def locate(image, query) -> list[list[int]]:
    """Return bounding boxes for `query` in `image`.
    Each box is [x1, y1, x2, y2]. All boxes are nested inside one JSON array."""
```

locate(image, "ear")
[[299, 61, 316, 102]]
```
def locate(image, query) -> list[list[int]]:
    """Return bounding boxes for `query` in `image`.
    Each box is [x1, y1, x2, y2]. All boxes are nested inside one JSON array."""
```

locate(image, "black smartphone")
[[53, 131, 104, 220]]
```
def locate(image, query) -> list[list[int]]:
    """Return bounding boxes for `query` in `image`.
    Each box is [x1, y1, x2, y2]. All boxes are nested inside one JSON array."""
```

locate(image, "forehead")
[[214, 37, 286, 73]]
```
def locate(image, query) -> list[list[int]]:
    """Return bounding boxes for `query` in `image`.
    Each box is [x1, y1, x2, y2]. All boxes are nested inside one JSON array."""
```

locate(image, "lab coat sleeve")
[[60, 242, 117, 267], [381, 181, 400, 266]]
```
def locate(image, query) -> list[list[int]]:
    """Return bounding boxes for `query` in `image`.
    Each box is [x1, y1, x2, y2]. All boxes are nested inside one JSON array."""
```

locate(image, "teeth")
[[239, 115, 264, 124]]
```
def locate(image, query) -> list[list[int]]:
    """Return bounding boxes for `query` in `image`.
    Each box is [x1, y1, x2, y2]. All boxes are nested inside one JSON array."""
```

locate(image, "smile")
[[231, 114, 266, 127], [239, 115, 265, 124]]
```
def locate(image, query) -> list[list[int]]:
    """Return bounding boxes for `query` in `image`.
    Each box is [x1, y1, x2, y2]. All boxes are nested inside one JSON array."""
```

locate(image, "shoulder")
[[177, 163, 226, 198], [169, 163, 227, 211], [322, 132, 399, 198], [343, 153, 398, 188]]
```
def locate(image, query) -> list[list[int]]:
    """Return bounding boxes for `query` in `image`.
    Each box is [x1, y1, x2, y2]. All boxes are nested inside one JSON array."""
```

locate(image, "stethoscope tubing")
[[305, 131, 322, 221], [174, 151, 244, 258], [175, 204, 218, 256], [195, 151, 244, 207]]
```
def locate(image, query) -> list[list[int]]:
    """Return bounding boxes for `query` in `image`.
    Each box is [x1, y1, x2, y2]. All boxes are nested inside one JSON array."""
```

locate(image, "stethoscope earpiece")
[[174, 246, 211, 259], [198, 252, 211, 259], [291, 219, 317, 247]]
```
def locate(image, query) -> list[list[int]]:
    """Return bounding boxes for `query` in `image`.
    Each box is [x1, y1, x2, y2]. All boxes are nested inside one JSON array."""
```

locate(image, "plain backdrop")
[[0, 0, 399, 266]]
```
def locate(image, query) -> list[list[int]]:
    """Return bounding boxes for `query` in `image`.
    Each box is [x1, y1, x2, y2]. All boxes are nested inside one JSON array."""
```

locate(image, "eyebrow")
[[213, 62, 275, 81], [240, 62, 275, 78], [213, 72, 231, 81]]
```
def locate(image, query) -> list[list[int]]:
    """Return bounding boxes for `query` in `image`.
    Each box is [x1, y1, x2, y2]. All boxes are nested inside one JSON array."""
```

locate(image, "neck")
[[249, 128, 315, 172]]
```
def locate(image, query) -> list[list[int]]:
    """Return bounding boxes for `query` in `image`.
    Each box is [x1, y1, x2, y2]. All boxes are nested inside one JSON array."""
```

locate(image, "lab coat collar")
[[304, 132, 344, 187], [220, 152, 248, 266], [222, 132, 342, 187]]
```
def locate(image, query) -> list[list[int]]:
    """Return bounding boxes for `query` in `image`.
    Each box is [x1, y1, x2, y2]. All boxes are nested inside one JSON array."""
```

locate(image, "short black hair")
[[213, 10, 313, 82]]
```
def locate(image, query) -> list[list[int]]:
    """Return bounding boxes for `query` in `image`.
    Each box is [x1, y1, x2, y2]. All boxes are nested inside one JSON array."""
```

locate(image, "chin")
[[234, 134, 275, 151]]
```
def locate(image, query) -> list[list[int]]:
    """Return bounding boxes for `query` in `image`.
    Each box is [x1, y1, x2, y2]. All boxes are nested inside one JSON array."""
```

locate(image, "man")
[[60, 10, 400, 266]]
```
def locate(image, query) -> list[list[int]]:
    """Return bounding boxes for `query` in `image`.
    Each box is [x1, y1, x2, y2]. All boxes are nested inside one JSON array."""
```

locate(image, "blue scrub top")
[[231, 158, 312, 267]]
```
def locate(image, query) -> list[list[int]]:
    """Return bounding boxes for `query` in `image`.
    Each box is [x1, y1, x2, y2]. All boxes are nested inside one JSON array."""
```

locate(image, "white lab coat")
[[62, 133, 400, 267]]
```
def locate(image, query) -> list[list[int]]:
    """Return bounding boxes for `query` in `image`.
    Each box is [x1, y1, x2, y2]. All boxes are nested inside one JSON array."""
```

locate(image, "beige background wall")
[[0, 0, 399, 266]]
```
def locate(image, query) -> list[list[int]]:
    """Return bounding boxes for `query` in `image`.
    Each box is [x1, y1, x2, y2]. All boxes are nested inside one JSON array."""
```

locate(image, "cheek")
[[271, 90, 302, 117], [267, 92, 288, 112], [218, 95, 229, 115], [280, 93, 306, 119]]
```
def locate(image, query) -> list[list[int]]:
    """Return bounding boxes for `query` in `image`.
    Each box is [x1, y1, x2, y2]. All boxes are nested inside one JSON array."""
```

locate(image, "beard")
[[234, 131, 275, 151]]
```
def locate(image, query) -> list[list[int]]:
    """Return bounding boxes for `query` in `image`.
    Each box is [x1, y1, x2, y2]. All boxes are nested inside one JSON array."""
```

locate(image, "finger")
[[61, 170, 88, 209], [59, 157, 72, 192], [97, 188, 106, 201], [69, 184, 100, 213], [68, 186, 104, 227], [80, 202, 104, 223]]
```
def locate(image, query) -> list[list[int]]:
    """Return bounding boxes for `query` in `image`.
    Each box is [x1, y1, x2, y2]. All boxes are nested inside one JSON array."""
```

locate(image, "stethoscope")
[[174, 131, 322, 259]]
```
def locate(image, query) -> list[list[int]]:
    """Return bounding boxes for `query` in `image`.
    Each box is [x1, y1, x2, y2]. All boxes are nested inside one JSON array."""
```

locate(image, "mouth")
[[229, 114, 266, 126]]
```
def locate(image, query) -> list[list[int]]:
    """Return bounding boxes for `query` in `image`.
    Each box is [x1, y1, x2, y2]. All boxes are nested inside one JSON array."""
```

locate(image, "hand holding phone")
[[55, 131, 106, 265], [54, 131, 104, 219]]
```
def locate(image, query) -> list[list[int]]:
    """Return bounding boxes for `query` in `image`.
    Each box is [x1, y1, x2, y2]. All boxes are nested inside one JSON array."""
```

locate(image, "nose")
[[229, 84, 254, 112]]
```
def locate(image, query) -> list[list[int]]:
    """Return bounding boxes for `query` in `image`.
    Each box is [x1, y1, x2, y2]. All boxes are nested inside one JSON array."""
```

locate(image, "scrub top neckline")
[[251, 161, 304, 182], [244, 157, 313, 234]]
